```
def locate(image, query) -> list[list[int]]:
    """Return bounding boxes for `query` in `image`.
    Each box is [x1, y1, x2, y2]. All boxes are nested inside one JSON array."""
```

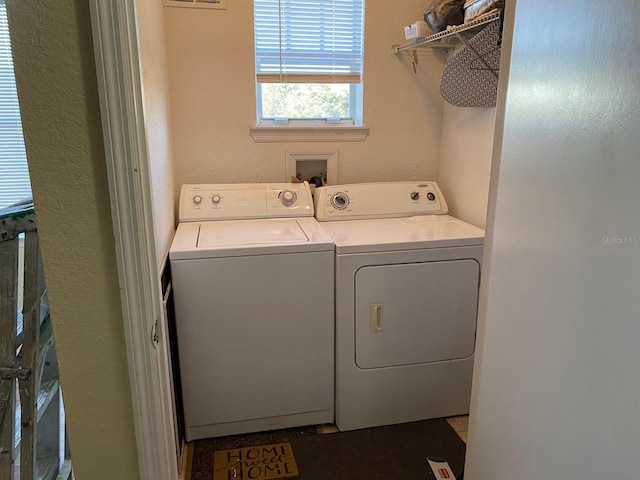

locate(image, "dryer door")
[[354, 259, 479, 369]]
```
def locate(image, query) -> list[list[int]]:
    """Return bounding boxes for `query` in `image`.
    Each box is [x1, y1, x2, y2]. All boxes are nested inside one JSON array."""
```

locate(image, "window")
[[254, 0, 364, 127], [0, 4, 31, 209], [163, 0, 227, 10]]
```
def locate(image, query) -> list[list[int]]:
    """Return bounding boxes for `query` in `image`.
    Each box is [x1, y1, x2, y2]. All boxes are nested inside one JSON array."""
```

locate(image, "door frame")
[[89, 1, 178, 479]]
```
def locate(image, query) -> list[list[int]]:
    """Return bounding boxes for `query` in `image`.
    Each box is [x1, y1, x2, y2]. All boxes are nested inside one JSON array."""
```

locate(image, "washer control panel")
[[179, 182, 314, 222], [314, 181, 448, 221]]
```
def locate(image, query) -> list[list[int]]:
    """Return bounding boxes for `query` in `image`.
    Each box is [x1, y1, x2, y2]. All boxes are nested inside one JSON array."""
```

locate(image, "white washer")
[[314, 181, 484, 432], [170, 182, 334, 441]]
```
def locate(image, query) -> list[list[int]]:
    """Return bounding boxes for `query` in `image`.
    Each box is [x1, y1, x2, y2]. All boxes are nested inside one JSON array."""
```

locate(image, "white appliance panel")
[[179, 182, 314, 221], [170, 181, 334, 440], [334, 246, 483, 431], [172, 251, 334, 439], [197, 219, 308, 247], [170, 217, 333, 260], [314, 181, 448, 221], [314, 180, 485, 432], [322, 215, 484, 254], [355, 259, 479, 369]]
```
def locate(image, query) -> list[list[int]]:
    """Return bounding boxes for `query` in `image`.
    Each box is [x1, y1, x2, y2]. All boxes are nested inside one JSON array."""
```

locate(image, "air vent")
[[164, 0, 227, 10]]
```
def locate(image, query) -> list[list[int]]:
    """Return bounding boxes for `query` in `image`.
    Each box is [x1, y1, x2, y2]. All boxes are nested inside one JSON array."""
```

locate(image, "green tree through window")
[[261, 84, 350, 119]]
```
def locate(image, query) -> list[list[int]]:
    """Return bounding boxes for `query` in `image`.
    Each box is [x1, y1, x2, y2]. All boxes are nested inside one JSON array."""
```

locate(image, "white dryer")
[[170, 182, 334, 441], [314, 181, 484, 432]]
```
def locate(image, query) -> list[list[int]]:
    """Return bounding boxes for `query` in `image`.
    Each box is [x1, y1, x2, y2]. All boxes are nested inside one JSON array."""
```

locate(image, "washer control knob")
[[411, 191, 420, 201], [280, 190, 297, 206], [211, 194, 221, 204], [330, 192, 350, 210], [426, 192, 436, 201], [192, 195, 202, 205]]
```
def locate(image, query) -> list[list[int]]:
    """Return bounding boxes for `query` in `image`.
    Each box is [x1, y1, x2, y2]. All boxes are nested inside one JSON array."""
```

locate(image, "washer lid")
[[320, 215, 484, 254], [170, 217, 334, 260], [198, 219, 308, 247]]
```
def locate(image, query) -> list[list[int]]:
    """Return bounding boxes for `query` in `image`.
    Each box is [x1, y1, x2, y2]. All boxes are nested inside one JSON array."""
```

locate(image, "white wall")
[[163, 1, 445, 193], [136, 0, 176, 265], [467, 0, 640, 478], [439, 102, 495, 228]]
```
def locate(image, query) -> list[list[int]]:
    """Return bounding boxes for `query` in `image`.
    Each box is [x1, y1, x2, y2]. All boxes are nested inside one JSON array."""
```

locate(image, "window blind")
[[254, 0, 364, 84], [0, 5, 31, 209]]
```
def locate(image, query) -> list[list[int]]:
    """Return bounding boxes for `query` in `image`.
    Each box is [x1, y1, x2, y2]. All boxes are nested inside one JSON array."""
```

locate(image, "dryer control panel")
[[179, 182, 314, 222], [314, 181, 448, 221]]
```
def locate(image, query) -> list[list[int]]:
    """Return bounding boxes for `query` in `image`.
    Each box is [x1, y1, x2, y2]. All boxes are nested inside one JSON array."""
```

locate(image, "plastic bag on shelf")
[[464, 0, 505, 23], [423, 0, 466, 32]]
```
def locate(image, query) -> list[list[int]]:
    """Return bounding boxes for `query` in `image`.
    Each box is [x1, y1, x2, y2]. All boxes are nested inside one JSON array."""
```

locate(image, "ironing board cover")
[[440, 18, 502, 107]]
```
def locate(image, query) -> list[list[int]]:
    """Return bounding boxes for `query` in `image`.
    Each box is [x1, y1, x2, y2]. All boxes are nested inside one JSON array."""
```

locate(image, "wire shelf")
[[393, 11, 502, 53]]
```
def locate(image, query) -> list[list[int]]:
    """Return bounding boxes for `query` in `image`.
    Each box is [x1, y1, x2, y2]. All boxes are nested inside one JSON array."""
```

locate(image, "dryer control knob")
[[426, 192, 436, 201], [280, 190, 297, 206], [330, 192, 350, 210], [192, 195, 202, 205], [211, 194, 221, 204], [411, 191, 420, 201]]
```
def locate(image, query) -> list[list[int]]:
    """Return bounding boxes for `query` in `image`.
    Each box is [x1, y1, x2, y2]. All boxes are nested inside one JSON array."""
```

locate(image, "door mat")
[[185, 419, 465, 480], [213, 443, 298, 480], [185, 425, 316, 480]]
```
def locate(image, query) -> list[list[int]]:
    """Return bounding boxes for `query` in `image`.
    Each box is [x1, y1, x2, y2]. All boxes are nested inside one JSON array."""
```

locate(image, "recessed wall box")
[[286, 151, 338, 188]]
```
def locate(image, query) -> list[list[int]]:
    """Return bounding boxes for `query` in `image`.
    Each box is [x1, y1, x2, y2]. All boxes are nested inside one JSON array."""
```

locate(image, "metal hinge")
[[151, 318, 160, 347]]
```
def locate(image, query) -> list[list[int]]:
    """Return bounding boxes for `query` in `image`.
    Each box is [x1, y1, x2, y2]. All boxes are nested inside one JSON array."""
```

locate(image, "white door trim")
[[88, 1, 178, 479]]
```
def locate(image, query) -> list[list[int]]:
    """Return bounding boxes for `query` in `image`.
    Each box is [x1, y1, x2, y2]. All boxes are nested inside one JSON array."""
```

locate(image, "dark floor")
[[181, 416, 468, 480]]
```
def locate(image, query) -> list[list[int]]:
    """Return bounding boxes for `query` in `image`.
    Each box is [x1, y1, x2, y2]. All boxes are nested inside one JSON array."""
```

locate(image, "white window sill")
[[250, 126, 369, 143]]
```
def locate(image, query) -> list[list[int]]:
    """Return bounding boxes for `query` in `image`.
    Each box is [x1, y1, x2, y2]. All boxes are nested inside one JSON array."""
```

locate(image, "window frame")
[[253, 0, 365, 128], [163, 0, 227, 10]]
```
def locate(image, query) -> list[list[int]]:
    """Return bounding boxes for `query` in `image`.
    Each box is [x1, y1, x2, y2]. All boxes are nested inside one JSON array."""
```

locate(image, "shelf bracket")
[[411, 49, 418, 74]]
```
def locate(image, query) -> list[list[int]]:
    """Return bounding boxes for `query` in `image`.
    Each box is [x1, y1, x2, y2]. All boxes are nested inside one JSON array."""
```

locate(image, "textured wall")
[[163, 1, 444, 194], [137, 0, 176, 266], [438, 101, 496, 229], [6, 1, 140, 478], [467, 0, 640, 478]]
